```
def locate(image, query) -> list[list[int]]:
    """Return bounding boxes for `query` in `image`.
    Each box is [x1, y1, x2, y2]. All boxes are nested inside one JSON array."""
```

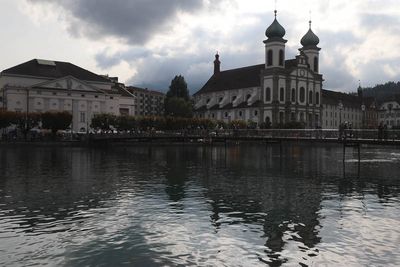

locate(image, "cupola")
[[301, 21, 320, 47], [265, 10, 286, 39]]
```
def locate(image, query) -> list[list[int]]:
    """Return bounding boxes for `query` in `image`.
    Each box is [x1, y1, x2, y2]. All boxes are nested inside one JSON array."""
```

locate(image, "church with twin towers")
[[194, 10, 323, 128]]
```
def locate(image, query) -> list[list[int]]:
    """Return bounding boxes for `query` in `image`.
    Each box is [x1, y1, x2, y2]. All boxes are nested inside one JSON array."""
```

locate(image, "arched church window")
[[314, 57, 318, 72], [300, 87, 305, 103], [291, 88, 296, 103], [267, 50, 273, 66], [279, 50, 284, 66], [266, 87, 271, 102], [309, 91, 313, 104], [280, 87, 285, 102], [246, 94, 251, 100], [316, 92, 320, 105]]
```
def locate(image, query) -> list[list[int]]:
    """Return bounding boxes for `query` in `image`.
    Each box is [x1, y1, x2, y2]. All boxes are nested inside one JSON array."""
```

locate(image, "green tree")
[[15, 112, 41, 140], [91, 114, 117, 131], [165, 75, 193, 118], [41, 111, 72, 136], [167, 75, 190, 101], [164, 97, 193, 118], [0, 110, 17, 129]]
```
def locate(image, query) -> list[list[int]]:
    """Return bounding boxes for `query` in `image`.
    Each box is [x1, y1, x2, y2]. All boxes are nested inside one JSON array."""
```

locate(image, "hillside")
[[362, 81, 400, 102]]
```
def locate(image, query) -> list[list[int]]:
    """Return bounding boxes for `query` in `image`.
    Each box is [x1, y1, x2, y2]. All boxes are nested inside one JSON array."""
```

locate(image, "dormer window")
[[219, 97, 223, 103]]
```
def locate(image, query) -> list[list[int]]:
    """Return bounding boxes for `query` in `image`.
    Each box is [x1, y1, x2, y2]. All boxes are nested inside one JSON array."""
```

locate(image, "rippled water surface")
[[0, 144, 399, 266]]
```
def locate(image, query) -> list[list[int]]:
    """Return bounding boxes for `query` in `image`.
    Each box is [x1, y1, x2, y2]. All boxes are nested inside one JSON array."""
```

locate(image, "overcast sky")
[[1, 0, 399, 93]]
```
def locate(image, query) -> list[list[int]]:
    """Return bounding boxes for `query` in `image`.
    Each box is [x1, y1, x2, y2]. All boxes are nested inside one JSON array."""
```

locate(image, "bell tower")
[[264, 10, 287, 69]]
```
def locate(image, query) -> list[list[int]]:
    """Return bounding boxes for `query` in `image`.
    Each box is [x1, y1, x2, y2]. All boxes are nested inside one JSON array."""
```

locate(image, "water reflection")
[[0, 144, 399, 266]]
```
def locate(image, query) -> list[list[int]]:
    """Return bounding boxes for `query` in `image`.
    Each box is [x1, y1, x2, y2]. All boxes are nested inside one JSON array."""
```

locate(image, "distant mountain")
[[362, 81, 400, 102]]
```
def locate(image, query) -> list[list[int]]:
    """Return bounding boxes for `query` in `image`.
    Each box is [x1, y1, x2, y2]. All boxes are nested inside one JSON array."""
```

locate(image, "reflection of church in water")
[[194, 10, 323, 128]]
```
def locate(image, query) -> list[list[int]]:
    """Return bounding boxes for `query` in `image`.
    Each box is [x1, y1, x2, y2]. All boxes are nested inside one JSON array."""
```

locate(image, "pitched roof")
[[322, 89, 362, 108], [193, 58, 322, 96], [1, 59, 110, 83], [194, 64, 265, 96]]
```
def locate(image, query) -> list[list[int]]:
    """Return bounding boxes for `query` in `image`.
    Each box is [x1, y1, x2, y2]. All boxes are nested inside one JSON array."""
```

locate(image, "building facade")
[[378, 96, 400, 128], [194, 11, 323, 128], [0, 59, 135, 132], [321, 88, 377, 129], [127, 86, 165, 116]]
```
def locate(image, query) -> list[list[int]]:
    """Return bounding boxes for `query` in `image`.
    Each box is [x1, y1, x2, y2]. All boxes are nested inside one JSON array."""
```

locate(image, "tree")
[[15, 112, 41, 140], [165, 75, 193, 118], [0, 110, 17, 129], [91, 114, 117, 131], [164, 97, 193, 118], [167, 75, 190, 101], [41, 111, 72, 136]]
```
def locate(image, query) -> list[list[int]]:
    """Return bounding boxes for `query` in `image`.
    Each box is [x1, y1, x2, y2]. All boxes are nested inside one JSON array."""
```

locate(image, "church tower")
[[300, 20, 320, 73], [264, 10, 287, 69]]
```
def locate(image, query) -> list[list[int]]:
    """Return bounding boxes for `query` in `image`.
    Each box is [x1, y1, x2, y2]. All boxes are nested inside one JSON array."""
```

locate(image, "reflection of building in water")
[[0, 147, 123, 231], [201, 145, 324, 265]]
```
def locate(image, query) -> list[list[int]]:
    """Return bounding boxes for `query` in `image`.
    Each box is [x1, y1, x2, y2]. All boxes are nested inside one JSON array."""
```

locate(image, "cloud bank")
[[25, 0, 400, 93]]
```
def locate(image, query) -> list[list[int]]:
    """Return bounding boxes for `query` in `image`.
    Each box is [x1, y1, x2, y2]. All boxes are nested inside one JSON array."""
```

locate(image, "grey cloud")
[[95, 47, 152, 69], [359, 13, 400, 36], [28, 0, 207, 45], [359, 58, 400, 86]]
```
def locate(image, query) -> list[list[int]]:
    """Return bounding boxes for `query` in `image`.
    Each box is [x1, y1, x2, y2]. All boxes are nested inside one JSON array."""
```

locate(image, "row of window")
[[325, 111, 361, 120], [35, 91, 115, 99], [265, 87, 320, 105]]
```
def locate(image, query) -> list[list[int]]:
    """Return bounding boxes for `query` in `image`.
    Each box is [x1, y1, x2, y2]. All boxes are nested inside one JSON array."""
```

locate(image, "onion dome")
[[265, 10, 286, 39], [301, 21, 320, 47]]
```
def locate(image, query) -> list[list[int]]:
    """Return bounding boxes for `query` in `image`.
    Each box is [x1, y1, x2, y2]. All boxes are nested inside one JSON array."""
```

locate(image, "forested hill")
[[362, 81, 400, 102]]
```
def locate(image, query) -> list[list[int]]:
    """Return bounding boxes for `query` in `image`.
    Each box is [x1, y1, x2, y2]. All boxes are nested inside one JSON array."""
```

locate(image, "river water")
[[0, 144, 399, 266]]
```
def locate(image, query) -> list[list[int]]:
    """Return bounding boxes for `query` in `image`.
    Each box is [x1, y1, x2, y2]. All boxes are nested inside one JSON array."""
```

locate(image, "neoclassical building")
[[194, 11, 323, 128], [0, 59, 136, 132], [378, 95, 400, 128]]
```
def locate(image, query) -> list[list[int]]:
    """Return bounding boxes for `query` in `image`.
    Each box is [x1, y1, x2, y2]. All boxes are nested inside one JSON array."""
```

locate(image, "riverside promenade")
[[87, 129, 400, 147]]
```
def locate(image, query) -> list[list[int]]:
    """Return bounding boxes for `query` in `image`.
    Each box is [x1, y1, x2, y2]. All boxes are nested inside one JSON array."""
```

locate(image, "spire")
[[213, 52, 221, 75], [358, 80, 363, 99]]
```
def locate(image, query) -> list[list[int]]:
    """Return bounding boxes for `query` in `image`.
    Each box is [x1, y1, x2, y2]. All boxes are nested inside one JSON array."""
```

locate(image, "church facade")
[[194, 11, 323, 128]]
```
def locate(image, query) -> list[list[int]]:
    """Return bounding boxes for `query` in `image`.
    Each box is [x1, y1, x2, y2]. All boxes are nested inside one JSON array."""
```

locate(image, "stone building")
[[194, 10, 323, 128], [0, 59, 135, 132], [378, 95, 400, 128], [321, 86, 377, 129], [126, 86, 165, 116]]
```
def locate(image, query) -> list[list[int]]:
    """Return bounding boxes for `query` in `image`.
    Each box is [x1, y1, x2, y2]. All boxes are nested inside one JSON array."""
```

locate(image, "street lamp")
[[361, 104, 366, 129], [338, 101, 343, 126]]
